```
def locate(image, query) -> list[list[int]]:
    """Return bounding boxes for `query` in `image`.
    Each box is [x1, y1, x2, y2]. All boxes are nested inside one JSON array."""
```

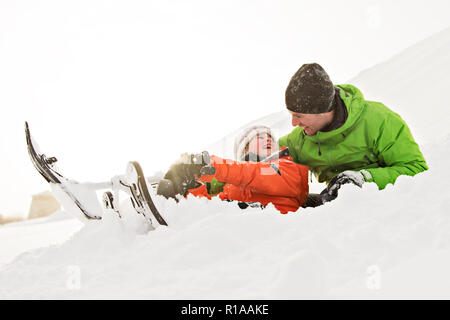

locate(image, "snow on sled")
[[25, 121, 167, 228]]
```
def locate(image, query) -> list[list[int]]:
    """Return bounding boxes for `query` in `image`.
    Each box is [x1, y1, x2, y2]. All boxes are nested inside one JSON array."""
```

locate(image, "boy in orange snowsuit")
[[157, 126, 309, 213]]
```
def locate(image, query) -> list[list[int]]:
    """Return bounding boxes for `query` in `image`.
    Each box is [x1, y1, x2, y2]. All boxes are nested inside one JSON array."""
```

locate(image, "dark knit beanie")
[[285, 63, 335, 114]]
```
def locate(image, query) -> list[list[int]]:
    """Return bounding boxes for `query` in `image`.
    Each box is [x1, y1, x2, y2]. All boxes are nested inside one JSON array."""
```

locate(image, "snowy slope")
[[0, 212, 83, 266], [349, 26, 450, 144], [1, 27, 450, 299]]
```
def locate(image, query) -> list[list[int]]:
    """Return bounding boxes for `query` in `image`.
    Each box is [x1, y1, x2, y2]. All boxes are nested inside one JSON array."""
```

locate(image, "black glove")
[[159, 151, 213, 198], [320, 170, 365, 203]]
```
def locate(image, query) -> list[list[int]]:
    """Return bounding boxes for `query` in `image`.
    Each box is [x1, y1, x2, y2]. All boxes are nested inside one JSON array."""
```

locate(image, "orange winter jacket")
[[188, 153, 309, 214]]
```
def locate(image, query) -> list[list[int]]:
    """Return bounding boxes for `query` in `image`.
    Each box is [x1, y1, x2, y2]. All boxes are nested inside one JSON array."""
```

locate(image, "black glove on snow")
[[320, 170, 365, 203]]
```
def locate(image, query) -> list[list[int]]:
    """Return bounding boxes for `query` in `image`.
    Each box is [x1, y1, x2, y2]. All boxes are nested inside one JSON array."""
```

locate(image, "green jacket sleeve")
[[278, 134, 289, 149], [364, 115, 428, 190]]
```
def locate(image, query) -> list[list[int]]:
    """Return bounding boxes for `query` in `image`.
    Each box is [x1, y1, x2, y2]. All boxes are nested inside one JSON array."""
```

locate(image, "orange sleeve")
[[210, 155, 308, 198], [187, 183, 212, 200]]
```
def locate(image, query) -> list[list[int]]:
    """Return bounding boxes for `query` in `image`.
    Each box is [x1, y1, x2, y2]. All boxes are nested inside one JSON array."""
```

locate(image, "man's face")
[[289, 110, 334, 136], [247, 133, 276, 158]]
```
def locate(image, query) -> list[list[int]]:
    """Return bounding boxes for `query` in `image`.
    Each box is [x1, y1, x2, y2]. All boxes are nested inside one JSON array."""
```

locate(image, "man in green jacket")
[[278, 63, 428, 203]]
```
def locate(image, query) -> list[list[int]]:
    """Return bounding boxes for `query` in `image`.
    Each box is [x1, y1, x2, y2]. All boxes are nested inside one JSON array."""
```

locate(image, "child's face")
[[247, 133, 276, 159]]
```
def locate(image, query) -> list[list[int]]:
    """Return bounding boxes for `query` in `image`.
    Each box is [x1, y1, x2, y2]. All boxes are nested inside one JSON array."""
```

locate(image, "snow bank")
[[0, 211, 83, 267], [0, 146, 446, 299]]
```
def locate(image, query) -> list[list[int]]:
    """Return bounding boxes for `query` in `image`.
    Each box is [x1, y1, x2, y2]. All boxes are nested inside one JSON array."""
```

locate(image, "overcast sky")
[[1, 0, 449, 216]]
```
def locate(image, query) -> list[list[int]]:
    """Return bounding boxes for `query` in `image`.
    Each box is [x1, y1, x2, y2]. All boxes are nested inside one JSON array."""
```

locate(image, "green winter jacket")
[[278, 84, 428, 190]]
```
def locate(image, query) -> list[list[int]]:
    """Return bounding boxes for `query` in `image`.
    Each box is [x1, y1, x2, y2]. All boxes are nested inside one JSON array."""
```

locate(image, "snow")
[[1, 26, 450, 299], [0, 162, 448, 299], [0, 212, 83, 266]]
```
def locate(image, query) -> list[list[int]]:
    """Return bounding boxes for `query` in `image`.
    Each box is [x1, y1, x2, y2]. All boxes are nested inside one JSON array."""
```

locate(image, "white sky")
[[1, 0, 449, 216]]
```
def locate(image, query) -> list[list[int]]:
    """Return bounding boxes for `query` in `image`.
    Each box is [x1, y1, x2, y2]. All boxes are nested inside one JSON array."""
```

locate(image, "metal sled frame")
[[25, 122, 167, 227]]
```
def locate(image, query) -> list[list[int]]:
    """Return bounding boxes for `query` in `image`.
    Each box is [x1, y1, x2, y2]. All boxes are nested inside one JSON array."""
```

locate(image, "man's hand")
[[320, 170, 366, 202]]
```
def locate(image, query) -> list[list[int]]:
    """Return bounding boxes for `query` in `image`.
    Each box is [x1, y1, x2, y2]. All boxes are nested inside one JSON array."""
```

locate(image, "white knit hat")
[[233, 125, 275, 160]]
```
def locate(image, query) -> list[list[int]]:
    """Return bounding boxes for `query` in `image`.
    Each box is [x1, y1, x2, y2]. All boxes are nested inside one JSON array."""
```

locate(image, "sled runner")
[[25, 122, 167, 227]]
